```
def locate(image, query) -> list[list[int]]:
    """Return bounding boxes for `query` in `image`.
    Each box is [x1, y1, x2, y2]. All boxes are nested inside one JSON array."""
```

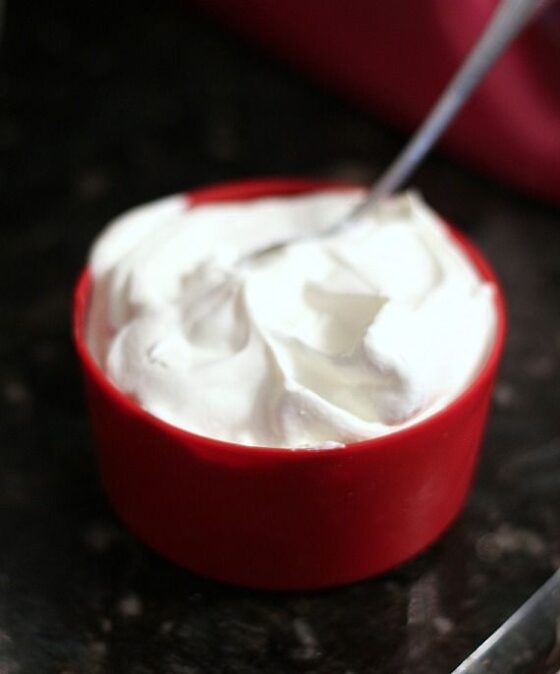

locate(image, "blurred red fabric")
[[194, 0, 560, 203]]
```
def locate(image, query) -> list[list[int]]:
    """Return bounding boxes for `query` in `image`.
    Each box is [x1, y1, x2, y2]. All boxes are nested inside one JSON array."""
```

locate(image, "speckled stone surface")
[[1, 1, 559, 673]]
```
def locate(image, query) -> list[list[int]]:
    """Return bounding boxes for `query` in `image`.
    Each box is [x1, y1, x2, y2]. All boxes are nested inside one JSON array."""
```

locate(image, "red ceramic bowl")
[[73, 178, 506, 590]]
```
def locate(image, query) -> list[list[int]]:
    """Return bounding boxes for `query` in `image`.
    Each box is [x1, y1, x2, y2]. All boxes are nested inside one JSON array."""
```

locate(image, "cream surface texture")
[[87, 189, 496, 448]]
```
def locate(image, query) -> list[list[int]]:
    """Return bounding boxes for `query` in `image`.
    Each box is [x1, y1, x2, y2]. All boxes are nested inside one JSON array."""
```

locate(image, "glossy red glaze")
[[73, 178, 506, 590]]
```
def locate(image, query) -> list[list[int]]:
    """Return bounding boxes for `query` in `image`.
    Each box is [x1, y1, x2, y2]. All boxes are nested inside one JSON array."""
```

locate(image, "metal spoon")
[[243, 0, 544, 263], [451, 568, 560, 673]]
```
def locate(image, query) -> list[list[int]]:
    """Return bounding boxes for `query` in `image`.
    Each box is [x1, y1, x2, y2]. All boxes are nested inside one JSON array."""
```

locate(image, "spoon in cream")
[[242, 0, 544, 263]]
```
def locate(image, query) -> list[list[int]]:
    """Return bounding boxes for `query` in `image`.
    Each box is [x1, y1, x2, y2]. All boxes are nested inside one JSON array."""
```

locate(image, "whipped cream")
[[87, 189, 496, 448]]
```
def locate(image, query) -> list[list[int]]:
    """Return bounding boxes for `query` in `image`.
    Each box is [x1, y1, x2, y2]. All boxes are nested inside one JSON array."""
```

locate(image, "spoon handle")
[[239, 0, 544, 266], [451, 568, 560, 674], [349, 0, 544, 221]]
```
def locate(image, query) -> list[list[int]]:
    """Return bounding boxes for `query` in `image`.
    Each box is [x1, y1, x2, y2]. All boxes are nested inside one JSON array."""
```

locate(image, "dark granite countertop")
[[1, 1, 559, 672]]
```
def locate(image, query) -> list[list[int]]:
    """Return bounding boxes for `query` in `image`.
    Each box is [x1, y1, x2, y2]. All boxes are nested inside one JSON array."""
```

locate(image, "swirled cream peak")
[[87, 189, 496, 448]]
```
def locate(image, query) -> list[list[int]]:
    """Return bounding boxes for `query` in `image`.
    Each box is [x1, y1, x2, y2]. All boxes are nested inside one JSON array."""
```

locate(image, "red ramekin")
[[73, 178, 506, 590]]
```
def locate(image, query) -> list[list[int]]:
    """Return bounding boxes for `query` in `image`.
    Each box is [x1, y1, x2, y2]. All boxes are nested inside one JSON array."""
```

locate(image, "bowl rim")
[[73, 176, 507, 459]]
